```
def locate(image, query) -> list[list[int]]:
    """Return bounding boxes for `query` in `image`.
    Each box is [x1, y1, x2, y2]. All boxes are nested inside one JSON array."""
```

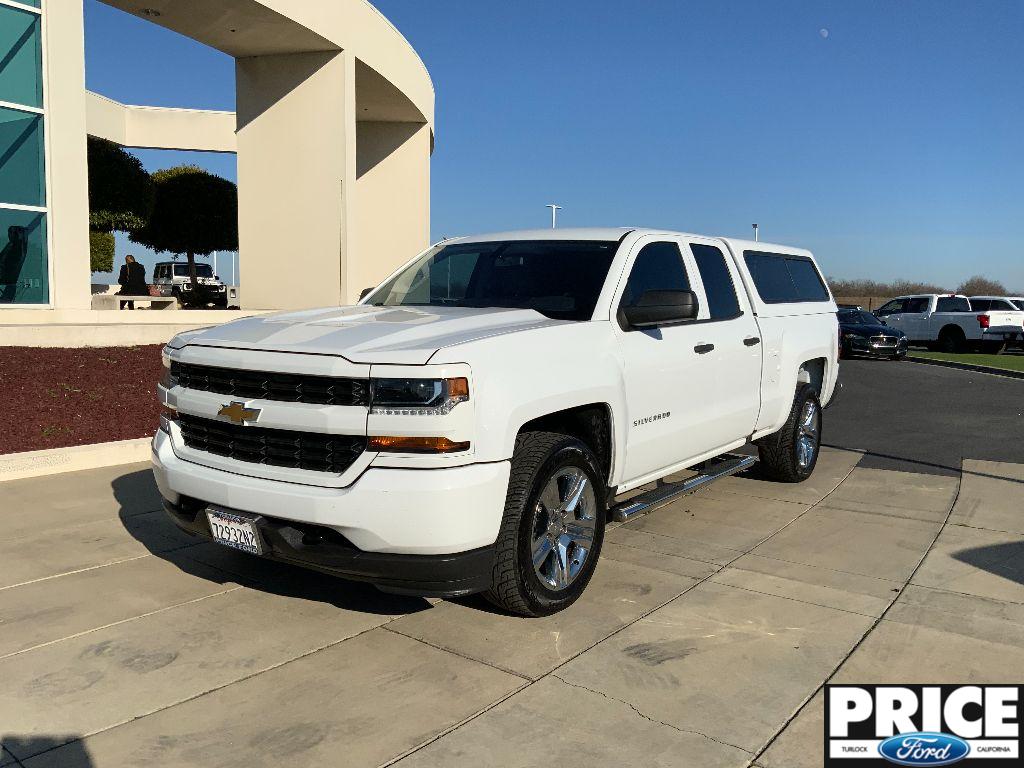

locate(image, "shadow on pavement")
[[952, 541, 1024, 588], [111, 469, 431, 617], [2, 735, 91, 767]]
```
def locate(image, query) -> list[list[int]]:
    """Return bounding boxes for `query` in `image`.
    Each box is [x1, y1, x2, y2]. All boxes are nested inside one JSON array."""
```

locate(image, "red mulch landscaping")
[[0, 345, 163, 455]]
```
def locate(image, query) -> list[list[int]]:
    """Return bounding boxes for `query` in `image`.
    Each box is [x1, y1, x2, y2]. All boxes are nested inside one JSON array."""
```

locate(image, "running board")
[[610, 453, 757, 523]]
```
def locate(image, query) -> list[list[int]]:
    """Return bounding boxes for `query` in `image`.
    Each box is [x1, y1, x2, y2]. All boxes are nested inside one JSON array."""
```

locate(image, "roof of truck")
[[444, 228, 633, 243], [444, 228, 809, 253]]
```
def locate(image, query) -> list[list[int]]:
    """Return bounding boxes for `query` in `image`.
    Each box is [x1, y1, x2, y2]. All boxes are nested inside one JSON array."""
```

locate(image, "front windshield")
[[1013, 299, 1024, 311], [367, 240, 619, 321], [173, 264, 214, 278]]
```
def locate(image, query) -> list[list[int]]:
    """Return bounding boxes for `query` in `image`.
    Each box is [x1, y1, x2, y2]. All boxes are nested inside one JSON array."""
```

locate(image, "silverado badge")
[[217, 401, 262, 426]]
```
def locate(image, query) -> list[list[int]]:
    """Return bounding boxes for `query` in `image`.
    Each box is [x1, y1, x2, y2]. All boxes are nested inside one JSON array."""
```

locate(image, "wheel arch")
[[516, 403, 615, 486], [797, 357, 827, 397], [939, 323, 966, 339]]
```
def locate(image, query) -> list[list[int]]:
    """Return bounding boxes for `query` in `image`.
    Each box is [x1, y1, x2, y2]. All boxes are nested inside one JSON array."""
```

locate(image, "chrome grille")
[[870, 335, 897, 347], [172, 362, 369, 407], [178, 415, 365, 474]]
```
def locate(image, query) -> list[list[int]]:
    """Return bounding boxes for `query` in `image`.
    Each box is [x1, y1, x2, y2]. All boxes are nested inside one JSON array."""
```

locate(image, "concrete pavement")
[[2, 446, 1023, 766]]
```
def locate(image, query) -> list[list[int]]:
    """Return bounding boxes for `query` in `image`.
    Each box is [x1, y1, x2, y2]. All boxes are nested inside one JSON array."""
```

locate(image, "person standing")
[[117, 254, 147, 309]]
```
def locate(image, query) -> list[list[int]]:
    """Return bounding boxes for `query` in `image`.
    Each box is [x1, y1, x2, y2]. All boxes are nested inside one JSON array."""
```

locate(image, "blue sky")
[[85, 0, 1024, 289]]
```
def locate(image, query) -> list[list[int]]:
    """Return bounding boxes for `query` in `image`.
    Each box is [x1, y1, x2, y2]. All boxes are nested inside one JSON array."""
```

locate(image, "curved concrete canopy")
[[98, 0, 434, 129], [86, 91, 237, 152]]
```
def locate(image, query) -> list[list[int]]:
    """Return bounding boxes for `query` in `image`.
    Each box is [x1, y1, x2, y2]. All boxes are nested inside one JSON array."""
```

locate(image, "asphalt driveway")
[[827, 358, 1024, 475], [1, 360, 1023, 767]]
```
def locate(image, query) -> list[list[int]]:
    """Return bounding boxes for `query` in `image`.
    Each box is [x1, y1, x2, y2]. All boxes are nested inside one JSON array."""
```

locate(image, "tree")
[[957, 275, 1006, 296], [86, 137, 154, 272], [89, 230, 115, 274], [129, 165, 238, 295], [827, 277, 949, 299]]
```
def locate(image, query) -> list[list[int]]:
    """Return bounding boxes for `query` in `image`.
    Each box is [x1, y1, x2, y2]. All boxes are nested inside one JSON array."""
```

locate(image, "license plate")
[[206, 508, 263, 555]]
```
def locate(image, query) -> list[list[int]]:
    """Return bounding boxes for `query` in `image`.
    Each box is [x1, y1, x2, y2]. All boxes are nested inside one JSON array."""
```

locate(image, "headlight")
[[370, 377, 469, 415], [159, 348, 179, 389], [182, 283, 192, 291]]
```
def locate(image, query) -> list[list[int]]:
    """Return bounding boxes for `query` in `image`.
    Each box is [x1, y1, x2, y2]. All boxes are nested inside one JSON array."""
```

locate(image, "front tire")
[[485, 431, 606, 617], [756, 384, 822, 483]]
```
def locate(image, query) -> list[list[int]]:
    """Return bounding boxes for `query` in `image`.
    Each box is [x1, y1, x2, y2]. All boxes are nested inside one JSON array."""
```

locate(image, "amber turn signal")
[[368, 436, 470, 454], [445, 377, 470, 399]]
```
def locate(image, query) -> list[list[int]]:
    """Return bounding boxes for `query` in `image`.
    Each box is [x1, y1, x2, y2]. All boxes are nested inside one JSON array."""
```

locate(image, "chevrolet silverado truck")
[[874, 294, 1023, 352], [154, 228, 839, 616]]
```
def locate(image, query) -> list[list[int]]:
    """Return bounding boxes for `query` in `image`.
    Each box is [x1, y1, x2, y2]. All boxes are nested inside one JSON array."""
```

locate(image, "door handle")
[[743, 336, 761, 346], [694, 343, 715, 354]]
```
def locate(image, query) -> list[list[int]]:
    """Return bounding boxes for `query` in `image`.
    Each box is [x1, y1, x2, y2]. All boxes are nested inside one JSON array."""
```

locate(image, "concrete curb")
[[906, 355, 1024, 380], [0, 437, 152, 482]]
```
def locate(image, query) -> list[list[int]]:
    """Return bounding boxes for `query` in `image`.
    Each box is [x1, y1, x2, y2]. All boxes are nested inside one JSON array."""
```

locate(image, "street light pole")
[[546, 204, 562, 229], [752, 223, 759, 242]]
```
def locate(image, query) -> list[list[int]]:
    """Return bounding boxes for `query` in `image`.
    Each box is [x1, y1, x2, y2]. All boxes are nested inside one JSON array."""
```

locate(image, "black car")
[[838, 309, 908, 360]]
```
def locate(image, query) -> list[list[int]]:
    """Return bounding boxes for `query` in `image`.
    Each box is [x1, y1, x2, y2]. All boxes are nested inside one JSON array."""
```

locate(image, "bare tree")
[[956, 275, 1007, 296]]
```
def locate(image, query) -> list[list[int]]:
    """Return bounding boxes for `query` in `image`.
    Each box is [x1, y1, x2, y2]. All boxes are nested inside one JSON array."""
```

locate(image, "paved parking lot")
[[2, 360, 1023, 767]]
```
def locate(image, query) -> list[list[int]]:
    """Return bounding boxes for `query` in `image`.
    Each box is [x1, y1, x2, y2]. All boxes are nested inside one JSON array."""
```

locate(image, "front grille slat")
[[172, 362, 369, 407], [178, 415, 365, 475]]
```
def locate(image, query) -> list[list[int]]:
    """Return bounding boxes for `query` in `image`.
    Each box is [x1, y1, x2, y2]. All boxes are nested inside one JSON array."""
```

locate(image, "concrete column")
[[352, 121, 430, 302], [44, 0, 92, 310], [235, 49, 354, 310]]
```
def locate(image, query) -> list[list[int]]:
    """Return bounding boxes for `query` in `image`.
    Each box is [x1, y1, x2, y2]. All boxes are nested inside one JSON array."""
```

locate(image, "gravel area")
[[0, 345, 162, 455]]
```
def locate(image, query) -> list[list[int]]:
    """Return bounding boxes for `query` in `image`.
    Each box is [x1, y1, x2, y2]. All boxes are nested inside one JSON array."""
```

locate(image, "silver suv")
[[152, 262, 228, 308]]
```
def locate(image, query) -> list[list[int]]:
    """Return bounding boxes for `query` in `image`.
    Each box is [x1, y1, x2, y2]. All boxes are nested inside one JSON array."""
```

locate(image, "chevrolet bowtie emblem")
[[217, 401, 262, 426]]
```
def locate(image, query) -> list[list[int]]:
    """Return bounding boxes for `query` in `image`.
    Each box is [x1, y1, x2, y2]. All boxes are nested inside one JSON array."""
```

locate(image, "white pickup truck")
[[874, 294, 1024, 352], [154, 229, 839, 615]]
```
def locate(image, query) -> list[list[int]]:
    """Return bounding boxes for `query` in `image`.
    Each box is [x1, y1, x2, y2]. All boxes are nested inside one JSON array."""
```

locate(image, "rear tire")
[[938, 326, 966, 353], [484, 431, 606, 617], [756, 384, 822, 483]]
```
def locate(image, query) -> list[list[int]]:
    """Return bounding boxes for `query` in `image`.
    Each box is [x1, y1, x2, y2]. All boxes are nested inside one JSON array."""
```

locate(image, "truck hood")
[[175, 305, 567, 364]]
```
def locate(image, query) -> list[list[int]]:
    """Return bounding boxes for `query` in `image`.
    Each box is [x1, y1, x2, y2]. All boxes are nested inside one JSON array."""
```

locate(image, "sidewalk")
[[1, 449, 1022, 767]]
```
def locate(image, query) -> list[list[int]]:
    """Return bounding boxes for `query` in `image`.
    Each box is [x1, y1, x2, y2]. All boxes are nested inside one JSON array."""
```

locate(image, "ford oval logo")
[[878, 732, 970, 766]]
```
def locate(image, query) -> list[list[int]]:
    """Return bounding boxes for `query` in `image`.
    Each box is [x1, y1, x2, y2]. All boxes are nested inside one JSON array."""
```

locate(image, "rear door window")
[[970, 298, 991, 312], [904, 297, 930, 313], [936, 296, 970, 312], [690, 243, 741, 320], [743, 251, 829, 303]]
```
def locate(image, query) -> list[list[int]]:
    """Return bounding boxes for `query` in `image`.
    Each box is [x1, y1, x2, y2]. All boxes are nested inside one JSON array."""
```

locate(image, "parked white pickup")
[[875, 294, 1023, 352], [153, 228, 839, 615]]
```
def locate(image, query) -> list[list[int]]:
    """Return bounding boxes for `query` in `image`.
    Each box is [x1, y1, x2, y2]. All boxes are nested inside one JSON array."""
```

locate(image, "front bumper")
[[843, 336, 907, 358], [151, 429, 510, 595], [163, 497, 494, 597]]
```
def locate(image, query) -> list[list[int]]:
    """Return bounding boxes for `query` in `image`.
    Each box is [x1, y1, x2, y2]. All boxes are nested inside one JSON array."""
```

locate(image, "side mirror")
[[359, 287, 374, 301], [620, 290, 699, 330]]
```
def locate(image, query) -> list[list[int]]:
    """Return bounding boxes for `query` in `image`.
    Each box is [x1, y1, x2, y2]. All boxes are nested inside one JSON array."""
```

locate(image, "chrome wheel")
[[796, 400, 820, 469], [530, 467, 597, 591]]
